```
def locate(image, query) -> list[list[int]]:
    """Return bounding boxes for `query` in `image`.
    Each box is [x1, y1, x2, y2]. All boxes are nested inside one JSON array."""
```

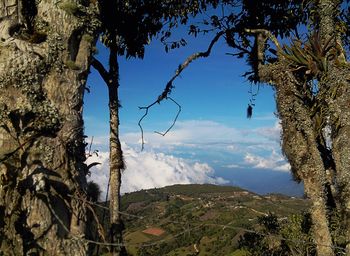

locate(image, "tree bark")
[[91, 49, 126, 255], [108, 52, 126, 255], [251, 1, 350, 254], [0, 1, 98, 255], [325, 65, 350, 253], [269, 65, 334, 256], [316, 0, 350, 252]]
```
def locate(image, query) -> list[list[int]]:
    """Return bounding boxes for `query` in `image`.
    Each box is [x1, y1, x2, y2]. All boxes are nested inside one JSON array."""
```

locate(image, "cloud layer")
[[86, 143, 228, 200], [85, 119, 292, 199], [244, 150, 290, 172], [120, 119, 289, 170]]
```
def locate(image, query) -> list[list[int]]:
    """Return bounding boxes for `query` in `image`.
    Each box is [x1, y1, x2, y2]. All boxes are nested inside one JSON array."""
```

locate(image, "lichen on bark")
[[0, 0, 99, 255], [250, 1, 350, 253]]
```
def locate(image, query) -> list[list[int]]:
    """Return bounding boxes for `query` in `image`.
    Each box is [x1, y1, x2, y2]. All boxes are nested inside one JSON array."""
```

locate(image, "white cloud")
[[120, 119, 284, 159], [89, 120, 282, 154], [122, 120, 245, 147], [254, 121, 281, 143], [244, 150, 290, 172], [86, 143, 228, 200], [223, 164, 242, 169]]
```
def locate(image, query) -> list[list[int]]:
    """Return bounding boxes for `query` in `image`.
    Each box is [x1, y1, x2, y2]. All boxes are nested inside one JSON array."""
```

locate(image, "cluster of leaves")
[[158, 0, 238, 52], [282, 32, 335, 79], [97, 0, 229, 58], [98, 0, 163, 58]]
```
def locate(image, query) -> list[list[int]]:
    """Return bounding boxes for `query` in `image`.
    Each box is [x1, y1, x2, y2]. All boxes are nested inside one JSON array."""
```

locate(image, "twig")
[[154, 97, 181, 136], [138, 31, 225, 150]]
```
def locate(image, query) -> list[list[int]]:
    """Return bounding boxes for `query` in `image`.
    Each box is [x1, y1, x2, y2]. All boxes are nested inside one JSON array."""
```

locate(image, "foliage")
[[155, 2, 350, 253], [237, 210, 348, 255], [53, 0, 350, 254], [238, 212, 315, 256], [258, 213, 280, 234], [97, 0, 207, 58], [281, 32, 335, 79], [87, 181, 101, 202]]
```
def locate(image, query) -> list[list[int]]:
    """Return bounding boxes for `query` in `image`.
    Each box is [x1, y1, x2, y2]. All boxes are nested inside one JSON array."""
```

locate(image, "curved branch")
[[137, 105, 150, 151], [137, 98, 181, 151], [154, 97, 181, 136], [138, 31, 225, 150], [157, 30, 225, 103]]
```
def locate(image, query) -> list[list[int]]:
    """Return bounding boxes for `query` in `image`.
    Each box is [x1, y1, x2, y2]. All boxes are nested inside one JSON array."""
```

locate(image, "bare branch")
[[138, 31, 225, 150], [158, 30, 225, 102], [138, 104, 152, 151], [154, 97, 181, 136]]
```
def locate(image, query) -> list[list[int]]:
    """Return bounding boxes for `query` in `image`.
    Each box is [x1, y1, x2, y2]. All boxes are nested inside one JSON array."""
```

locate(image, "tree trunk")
[[107, 52, 125, 255], [0, 1, 98, 255], [252, 1, 348, 254], [270, 67, 334, 256], [325, 65, 350, 253], [316, 0, 350, 252], [90, 47, 126, 255]]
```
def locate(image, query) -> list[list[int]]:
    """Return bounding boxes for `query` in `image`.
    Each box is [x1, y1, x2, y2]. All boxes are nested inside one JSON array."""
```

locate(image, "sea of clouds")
[[85, 119, 291, 200], [86, 142, 228, 200]]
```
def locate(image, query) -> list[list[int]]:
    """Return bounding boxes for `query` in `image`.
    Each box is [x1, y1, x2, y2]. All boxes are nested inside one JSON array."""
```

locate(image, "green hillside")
[[117, 184, 311, 256]]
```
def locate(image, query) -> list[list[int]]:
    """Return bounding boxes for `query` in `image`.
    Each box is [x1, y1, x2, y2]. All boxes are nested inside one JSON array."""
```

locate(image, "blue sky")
[[83, 25, 303, 198]]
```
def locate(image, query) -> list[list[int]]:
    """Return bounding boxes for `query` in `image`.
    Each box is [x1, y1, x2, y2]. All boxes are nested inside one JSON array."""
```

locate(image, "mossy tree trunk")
[[317, 0, 350, 254], [91, 47, 126, 256], [325, 62, 350, 254], [254, 0, 350, 255], [0, 1, 98, 255], [259, 63, 334, 255], [107, 49, 126, 256]]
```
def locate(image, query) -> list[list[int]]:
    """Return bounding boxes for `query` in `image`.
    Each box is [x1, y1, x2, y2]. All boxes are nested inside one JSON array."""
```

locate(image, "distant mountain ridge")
[[215, 168, 304, 197]]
